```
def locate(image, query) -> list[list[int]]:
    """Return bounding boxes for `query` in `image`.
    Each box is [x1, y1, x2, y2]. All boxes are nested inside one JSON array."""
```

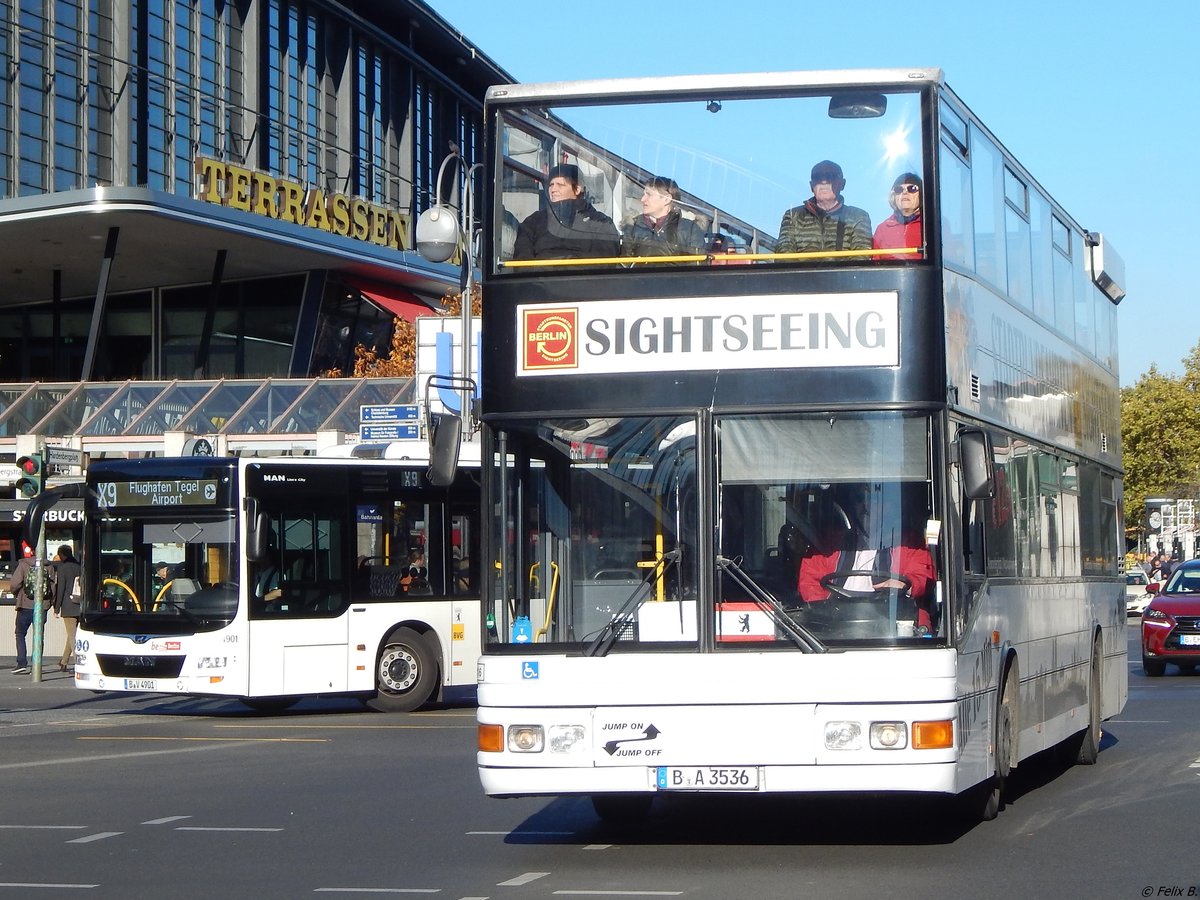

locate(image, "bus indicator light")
[[478, 724, 504, 752], [911, 720, 954, 750]]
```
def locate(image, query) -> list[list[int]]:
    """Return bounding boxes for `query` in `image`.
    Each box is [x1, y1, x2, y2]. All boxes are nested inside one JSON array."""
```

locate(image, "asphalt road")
[[2, 624, 1198, 899]]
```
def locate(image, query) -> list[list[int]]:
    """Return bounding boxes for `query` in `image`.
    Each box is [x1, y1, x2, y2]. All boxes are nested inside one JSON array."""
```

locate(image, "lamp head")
[[415, 206, 461, 263]]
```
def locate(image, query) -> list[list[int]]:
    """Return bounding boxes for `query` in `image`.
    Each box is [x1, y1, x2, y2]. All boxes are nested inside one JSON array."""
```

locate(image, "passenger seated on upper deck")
[[776, 160, 872, 258], [621, 176, 707, 259], [873, 173, 924, 261], [512, 164, 621, 261]]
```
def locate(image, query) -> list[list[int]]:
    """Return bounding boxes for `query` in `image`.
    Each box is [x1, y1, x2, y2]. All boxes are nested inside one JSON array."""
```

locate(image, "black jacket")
[[513, 199, 620, 260], [54, 558, 83, 617], [622, 208, 707, 258]]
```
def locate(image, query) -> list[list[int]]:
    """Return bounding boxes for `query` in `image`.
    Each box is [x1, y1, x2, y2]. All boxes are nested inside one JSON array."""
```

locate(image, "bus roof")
[[484, 68, 945, 106]]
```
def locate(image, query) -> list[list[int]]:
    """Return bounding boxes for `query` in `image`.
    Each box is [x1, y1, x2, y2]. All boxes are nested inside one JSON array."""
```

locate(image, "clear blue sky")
[[427, 0, 1198, 387]]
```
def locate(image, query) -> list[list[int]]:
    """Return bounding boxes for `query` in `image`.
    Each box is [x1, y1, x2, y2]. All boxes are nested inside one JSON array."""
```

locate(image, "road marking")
[[498, 873, 550, 887], [66, 832, 123, 844], [582, 845, 612, 851], [76, 735, 328, 743], [0, 825, 88, 831], [0, 882, 98, 890], [0, 742, 272, 771], [175, 826, 284, 832], [312, 889, 440, 894], [552, 893, 682, 897], [214, 724, 471, 731], [143, 816, 191, 825]]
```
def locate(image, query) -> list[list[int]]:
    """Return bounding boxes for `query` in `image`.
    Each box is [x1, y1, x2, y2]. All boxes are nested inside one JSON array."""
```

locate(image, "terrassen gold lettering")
[[195, 156, 409, 251]]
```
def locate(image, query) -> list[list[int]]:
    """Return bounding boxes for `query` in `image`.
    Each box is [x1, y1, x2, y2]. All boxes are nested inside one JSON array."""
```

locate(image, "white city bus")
[[66, 443, 481, 711], [471, 68, 1128, 821]]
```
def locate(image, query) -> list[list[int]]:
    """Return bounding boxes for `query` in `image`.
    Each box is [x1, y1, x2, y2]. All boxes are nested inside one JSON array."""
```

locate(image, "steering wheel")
[[102, 577, 141, 611], [819, 569, 912, 600]]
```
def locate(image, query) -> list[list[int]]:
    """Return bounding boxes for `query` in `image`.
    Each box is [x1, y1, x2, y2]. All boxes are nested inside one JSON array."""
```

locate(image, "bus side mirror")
[[957, 428, 995, 500], [428, 413, 462, 487], [245, 498, 269, 562]]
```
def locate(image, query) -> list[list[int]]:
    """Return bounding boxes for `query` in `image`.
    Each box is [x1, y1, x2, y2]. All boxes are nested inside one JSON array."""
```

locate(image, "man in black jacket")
[[513, 164, 620, 261]]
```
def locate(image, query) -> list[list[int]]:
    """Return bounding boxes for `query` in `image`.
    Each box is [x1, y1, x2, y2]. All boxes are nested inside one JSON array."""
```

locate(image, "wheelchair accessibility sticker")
[[522, 661, 539, 680]]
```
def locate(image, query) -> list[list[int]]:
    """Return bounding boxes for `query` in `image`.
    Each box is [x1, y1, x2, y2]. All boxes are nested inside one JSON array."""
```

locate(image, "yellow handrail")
[[102, 577, 140, 612], [534, 561, 560, 642]]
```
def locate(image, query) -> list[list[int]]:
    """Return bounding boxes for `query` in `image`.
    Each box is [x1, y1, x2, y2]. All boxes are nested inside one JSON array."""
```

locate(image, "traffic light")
[[15, 453, 44, 498]]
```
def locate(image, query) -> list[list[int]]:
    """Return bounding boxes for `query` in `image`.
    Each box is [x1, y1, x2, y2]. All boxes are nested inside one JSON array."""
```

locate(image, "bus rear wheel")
[[1058, 640, 1102, 765], [367, 627, 438, 713]]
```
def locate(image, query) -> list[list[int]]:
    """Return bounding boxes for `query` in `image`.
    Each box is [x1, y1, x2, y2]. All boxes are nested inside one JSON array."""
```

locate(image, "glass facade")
[[0, 0, 493, 383]]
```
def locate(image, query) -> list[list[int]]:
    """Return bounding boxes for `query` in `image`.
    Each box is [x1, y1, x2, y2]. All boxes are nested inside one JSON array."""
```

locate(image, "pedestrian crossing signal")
[[15, 453, 43, 498]]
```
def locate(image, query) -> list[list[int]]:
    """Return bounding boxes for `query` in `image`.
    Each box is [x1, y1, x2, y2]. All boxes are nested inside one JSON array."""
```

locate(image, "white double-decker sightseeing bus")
[[39, 443, 481, 712], [470, 68, 1127, 820]]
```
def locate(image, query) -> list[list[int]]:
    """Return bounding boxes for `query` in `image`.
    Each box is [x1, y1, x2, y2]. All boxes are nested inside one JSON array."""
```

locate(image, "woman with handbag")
[[52, 545, 83, 673]]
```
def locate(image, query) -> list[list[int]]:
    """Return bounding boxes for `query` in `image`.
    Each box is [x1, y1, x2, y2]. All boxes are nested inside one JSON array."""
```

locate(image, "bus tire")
[[367, 627, 438, 713], [962, 661, 1016, 823], [591, 794, 653, 824], [1059, 640, 1102, 765]]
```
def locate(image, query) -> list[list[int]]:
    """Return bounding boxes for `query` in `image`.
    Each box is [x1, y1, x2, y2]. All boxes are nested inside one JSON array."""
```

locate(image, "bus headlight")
[[548, 725, 586, 753], [824, 721, 862, 750], [508, 725, 544, 752], [869, 721, 908, 750]]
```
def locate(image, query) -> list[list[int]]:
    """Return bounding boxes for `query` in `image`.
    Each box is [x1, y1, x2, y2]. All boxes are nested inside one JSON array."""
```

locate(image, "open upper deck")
[[477, 69, 1123, 464]]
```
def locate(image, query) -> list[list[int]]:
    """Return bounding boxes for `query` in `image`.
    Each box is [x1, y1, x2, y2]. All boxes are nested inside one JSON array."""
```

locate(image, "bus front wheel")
[[960, 662, 1016, 823], [367, 627, 438, 713]]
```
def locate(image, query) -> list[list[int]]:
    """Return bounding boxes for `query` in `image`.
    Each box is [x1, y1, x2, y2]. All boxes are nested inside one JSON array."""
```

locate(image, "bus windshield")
[[494, 87, 924, 271], [87, 513, 237, 631], [490, 410, 937, 650]]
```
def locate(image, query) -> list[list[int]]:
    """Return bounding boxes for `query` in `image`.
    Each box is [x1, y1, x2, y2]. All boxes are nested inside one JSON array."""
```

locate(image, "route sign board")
[[360, 404, 419, 422], [359, 423, 420, 442]]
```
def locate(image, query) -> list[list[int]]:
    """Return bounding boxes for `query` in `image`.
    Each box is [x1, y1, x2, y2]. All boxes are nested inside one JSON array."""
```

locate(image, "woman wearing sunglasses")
[[873, 172, 924, 260]]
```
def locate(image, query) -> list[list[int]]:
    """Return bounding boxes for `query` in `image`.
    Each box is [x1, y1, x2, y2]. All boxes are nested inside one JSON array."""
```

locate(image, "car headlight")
[[1144, 607, 1171, 622]]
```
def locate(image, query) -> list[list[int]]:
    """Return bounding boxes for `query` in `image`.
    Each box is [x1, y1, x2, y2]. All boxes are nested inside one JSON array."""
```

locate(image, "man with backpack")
[[10, 546, 50, 675]]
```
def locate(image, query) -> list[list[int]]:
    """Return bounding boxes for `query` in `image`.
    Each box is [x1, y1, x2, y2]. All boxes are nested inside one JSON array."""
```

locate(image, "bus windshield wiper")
[[715, 555, 826, 653], [584, 549, 681, 658]]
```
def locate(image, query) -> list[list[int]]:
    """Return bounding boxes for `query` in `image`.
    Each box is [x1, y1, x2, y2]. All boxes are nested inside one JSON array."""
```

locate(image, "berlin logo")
[[523, 307, 577, 370]]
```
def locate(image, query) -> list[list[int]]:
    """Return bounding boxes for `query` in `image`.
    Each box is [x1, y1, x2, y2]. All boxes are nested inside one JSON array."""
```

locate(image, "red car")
[[1142, 559, 1200, 676]]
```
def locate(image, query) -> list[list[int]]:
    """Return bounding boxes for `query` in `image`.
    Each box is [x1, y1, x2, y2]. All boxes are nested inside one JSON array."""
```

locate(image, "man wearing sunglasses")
[[776, 160, 872, 259], [873, 172, 924, 260]]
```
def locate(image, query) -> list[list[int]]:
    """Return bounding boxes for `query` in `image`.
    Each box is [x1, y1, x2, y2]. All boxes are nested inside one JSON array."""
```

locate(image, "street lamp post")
[[415, 143, 481, 434]]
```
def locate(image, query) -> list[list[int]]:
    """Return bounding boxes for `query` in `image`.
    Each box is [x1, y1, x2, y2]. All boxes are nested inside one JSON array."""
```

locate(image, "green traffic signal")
[[15, 453, 44, 498]]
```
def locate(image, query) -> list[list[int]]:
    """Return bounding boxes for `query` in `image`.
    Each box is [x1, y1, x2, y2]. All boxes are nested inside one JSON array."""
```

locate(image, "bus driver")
[[796, 485, 935, 634]]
